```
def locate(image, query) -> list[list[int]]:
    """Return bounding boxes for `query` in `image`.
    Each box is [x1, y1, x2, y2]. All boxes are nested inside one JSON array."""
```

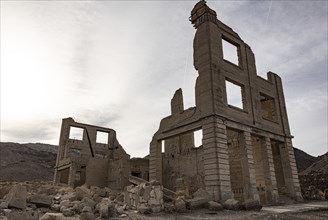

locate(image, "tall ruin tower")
[[149, 1, 303, 205]]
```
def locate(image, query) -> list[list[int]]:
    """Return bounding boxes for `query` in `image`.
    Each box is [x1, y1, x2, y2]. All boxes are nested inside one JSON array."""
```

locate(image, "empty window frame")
[[194, 129, 203, 148], [96, 131, 109, 144], [260, 93, 277, 121], [161, 140, 165, 153], [69, 127, 84, 141], [222, 37, 240, 66], [226, 80, 245, 110], [69, 148, 81, 158]]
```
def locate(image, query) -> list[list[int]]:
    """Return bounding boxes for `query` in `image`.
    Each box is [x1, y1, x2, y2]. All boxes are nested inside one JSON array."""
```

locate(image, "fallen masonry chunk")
[[185, 197, 208, 210], [29, 194, 53, 208], [5, 184, 27, 209], [208, 201, 223, 211], [223, 198, 240, 210]]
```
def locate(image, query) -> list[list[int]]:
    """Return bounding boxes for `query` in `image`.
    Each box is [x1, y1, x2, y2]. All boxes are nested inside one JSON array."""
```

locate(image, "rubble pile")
[[0, 182, 128, 220], [0, 180, 264, 220]]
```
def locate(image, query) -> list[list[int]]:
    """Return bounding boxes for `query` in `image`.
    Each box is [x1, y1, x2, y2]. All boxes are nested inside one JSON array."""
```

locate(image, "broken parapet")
[[124, 181, 164, 214]]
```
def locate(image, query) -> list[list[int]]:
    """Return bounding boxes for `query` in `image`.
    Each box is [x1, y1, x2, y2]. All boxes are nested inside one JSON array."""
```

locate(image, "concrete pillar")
[[202, 116, 232, 201], [68, 163, 75, 187], [261, 137, 279, 204], [240, 131, 260, 202], [149, 139, 162, 183], [280, 137, 303, 201]]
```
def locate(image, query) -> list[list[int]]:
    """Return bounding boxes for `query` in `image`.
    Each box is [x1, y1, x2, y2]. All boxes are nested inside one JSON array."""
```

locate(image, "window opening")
[[226, 80, 244, 109], [69, 148, 81, 159], [161, 140, 165, 153], [194, 129, 202, 148], [222, 38, 239, 66], [260, 93, 277, 121], [69, 127, 84, 140], [96, 131, 109, 144]]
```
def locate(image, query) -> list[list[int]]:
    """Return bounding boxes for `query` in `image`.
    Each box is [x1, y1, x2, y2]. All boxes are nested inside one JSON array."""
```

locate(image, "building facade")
[[149, 1, 303, 205]]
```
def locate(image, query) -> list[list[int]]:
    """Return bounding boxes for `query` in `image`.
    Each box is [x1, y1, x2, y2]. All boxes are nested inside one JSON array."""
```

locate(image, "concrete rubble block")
[[126, 185, 134, 192], [62, 207, 75, 217], [149, 188, 163, 206], [243, 199, 262, 211], [26, 203, 37, 210], [82, 206, 92, 213], [132, 193, 140, 207], [138, 188, 145, 197], [59, 199, 71, 209], [0, 201, 8, 209], [123, 191, 131, 206], [5, 184, 27, 209], [174, 197, 186, 212], [99, 202, 109, 218], [150, 205, 163, 213], [115, 193, 124, 203], [51, 204, 61, 212], [115, 204, 125, 215], [185, 197, 208, 210], [208, 201, 223, 211], [4, 209, 38, 220], [193, 188, 211, 201], [72, 201, 85, 213], [29, 194, 53, 208], [142, 186, 152, 201], [75, 186, 91, 201], [61, 192, 76, 202], [40, 212, 80, 220], [98, 198, 111, 218], [223, 198, 240, 210], [80, 212, 94, 220], [137, 203, 151, 214], [81, 197, 96, 210]]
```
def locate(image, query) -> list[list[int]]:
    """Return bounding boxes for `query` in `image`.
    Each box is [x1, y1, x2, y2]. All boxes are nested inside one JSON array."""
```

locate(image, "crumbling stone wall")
[[149, 0, 302, 205], [54, 117, 130, 190]]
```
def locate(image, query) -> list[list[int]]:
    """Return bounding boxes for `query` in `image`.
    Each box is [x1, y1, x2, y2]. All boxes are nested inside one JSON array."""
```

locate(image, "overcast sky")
[[1, 0, 327, 157]]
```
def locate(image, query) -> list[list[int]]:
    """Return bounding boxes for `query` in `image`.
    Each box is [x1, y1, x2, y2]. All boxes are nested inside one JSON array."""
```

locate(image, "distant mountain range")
[[0, 142, 326, 182], [0, 142, 57, 181]]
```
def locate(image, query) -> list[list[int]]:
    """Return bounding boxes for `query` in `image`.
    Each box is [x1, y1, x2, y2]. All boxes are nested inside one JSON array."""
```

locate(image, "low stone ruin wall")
[[124, 180, 164, 213]]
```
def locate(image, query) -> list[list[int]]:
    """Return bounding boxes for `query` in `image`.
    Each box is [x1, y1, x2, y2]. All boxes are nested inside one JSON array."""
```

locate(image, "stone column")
[[149, 139, 163, 183], [240, 131, 260, 202], [280, 137, 303, 201], [261, 137, 279, 204], [202, 116, 232, 201], [68, 163, 76, 187]]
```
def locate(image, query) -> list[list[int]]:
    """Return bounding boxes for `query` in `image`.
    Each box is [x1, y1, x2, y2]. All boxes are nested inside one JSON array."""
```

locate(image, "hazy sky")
[[1, 1, 327, 157]]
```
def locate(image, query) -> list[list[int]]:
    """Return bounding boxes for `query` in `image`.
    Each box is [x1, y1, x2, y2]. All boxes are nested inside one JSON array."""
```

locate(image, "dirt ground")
[[117, 209, 328, 220]]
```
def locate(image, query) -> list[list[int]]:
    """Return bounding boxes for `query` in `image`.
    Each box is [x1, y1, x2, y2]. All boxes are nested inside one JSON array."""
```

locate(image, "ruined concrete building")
[[54, 0, 302, 207], [149, 1, 303, 205], [54, 118, 131, 190]]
